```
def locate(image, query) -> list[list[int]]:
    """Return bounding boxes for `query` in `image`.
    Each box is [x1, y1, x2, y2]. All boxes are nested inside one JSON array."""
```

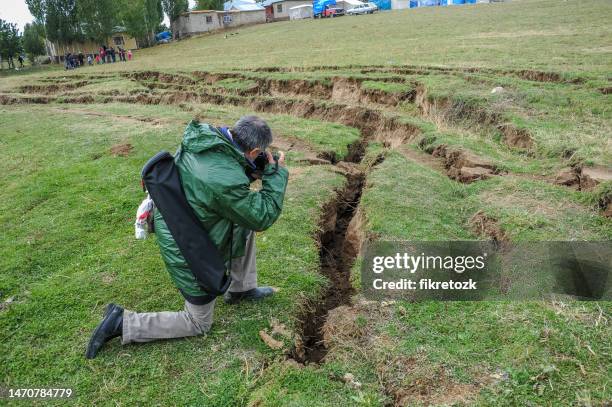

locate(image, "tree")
[[0, 20, 23, 69], [25, 0, 47, 24], [78, 0, 119, 44], [195, 0, 224, 10], [45, 0, 82, 45], [23, 23, 46, 64], [120, 0, 163, 48], [161, 0, 189, 39], [156, 22, 169, 33], [25, 0, 49, 51]]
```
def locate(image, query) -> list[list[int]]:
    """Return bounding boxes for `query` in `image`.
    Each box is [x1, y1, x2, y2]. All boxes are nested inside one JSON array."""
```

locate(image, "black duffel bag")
[[141, 151, 231, 296]]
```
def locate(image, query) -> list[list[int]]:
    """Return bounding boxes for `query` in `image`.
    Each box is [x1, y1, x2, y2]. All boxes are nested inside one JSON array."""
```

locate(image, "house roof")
[[180, 8, 263, 15], [224, 0, 265, 11], [263, 0, 312, 5]]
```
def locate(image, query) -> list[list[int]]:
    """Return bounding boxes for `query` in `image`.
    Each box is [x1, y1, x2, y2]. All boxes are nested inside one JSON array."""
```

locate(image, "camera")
[[246, 151, 279, 181]]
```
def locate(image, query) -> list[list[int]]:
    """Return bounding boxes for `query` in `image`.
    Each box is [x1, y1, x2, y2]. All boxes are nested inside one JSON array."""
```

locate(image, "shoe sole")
[[223, 294, 274, 304], [85, 304, 118, 359]]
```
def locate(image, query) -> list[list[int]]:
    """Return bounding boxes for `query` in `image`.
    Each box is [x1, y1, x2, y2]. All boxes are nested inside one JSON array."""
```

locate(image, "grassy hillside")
[[28, 0, 612, 74]]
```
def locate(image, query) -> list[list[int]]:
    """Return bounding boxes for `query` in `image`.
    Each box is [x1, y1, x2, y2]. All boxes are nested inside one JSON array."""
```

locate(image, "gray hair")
[[231, 115, 272, 152]]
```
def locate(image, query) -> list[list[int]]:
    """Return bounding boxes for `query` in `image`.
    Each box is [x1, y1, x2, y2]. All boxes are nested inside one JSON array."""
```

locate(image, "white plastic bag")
[[135, 194, 154, 239]]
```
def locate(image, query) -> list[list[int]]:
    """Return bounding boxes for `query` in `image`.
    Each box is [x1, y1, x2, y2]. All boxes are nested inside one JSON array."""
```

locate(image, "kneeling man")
[[86, 115, 288, 358]]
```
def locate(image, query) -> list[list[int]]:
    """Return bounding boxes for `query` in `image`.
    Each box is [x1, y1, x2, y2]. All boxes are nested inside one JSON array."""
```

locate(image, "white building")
[[175, 9, 267, 38]]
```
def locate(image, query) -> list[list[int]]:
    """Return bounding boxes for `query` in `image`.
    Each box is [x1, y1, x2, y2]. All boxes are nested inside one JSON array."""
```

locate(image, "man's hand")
[[267, 151, 286, 167]]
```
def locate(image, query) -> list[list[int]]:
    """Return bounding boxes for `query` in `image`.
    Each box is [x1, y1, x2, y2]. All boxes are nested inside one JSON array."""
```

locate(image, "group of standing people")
[[64, 45, 133, 70], [96, 45, 132, 64], [64, 52, 85, 69]]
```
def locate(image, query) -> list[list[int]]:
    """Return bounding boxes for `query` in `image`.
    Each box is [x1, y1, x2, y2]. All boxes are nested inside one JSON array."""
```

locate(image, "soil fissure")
[[291, 143, 367, 364]]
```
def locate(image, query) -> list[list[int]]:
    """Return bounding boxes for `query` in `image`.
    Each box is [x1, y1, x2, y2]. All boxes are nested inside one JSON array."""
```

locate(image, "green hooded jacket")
[[154, 120, 289, 297]]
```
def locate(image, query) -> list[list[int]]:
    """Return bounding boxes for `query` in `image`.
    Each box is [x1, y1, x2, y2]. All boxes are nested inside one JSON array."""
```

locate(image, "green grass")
[[214, 77, 259, 91], [0, 0, 610, 404], [0, 63, 59, 78], [74, 77, 148, 94], [361, 80, 412, 94]]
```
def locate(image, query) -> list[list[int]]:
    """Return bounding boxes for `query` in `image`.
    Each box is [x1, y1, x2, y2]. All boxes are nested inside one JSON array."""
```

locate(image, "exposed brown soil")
[[7, 69, 576, 169], [469, 210, 508, 242], [579, 165, 612, 191], [107, 90, 386, 133], [290, 123, 368, 363], [498, 124, 534, 150], [265, 77, 332, 99], [110, 143, 134, 157], [125, 71, 196, 85], [0, 95, 51, 104], [343, 206, 366, 261], [512, 69, 562, 83], [554, 167, 581, 188], [432, 144, 501, 183], [19, 80, 89, 95], [599, 86, 612, 95], [12, 72, 600, 203], [292, 170, 364, 363], [554, 165, 612, 192], [600, 194, 612, 218], [269, 135, 335, 165], [125, 70, 415, 108], [6, 70, 604, 202], [259, 330, 284, 350], [330, 77, 414, 106], [250, 64, 582, 84]]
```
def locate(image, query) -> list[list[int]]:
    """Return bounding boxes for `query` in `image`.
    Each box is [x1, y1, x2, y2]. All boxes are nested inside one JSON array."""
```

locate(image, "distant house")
[[45, 28, 138, 63], [175, 9, 266, 38], [263, 0, 312, 21], [224, 0, 265, 11]]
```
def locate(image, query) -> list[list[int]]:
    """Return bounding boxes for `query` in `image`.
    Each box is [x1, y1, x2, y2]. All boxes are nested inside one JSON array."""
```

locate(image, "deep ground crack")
[[291, 142, 367, 364]]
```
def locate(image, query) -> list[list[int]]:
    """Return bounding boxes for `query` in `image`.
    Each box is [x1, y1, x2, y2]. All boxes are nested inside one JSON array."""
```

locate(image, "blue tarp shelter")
[[313, 0, 336, 14], [370, 0, 391, 9], [155, 31, 171, 42]]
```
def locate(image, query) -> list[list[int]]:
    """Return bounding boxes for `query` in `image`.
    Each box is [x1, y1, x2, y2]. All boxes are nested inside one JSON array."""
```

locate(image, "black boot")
[[224, 287, 275, 304], [85, 303, 124, 359]]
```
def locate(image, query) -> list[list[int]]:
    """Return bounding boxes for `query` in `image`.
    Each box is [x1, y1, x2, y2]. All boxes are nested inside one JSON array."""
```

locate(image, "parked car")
[[346, 2, 378, 14], [316, 5, 345, 17]]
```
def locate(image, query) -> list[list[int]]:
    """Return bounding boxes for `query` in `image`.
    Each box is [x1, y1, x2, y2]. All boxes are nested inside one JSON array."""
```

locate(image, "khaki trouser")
[[122, 231, 257, 344]]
